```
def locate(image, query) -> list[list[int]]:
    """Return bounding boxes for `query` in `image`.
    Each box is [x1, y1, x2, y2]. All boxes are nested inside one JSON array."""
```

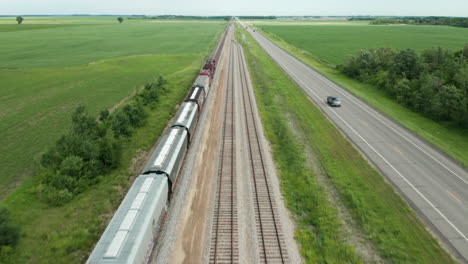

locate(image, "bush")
[[44, 186, 74, 206], [37, 76, 167, 206], [0, 208, 20, 247], [139, 76, 167, 106]]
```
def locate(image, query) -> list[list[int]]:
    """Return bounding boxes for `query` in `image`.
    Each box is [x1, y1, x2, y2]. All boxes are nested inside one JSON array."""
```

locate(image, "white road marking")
[[259, 46, 468, 242]]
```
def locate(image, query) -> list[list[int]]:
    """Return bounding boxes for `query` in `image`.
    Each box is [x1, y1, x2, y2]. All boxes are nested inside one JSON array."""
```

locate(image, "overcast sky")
[[1, 0, 467, 17]]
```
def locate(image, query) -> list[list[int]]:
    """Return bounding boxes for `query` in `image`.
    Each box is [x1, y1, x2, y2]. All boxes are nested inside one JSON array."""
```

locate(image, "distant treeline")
[[127, 15, 276, 20], [237, 16, 276, 19], [128, 15, 228, 20], [349, 16, 377, 21], [368, 17, 468, 28], [338, 46, 468, 127]]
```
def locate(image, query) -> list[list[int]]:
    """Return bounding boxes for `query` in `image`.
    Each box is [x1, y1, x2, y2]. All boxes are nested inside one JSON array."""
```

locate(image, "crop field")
[[252, 21, 468, 65], [0, 18, 224, 197]]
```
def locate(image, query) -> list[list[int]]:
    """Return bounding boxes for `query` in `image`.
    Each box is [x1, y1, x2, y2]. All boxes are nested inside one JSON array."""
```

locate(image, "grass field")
[[0, 16, 224, 262], [0, 19, 224, 197], [237, 24, 454, 263], [0, 23, 221, 68], [249, 20, 468, 168], [253, 21, 468, 65], [0, 66, 199, 263]]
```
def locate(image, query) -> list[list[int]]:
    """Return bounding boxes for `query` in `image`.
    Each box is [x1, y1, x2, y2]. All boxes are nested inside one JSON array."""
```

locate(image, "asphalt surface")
[[240, 21, 468, 262]]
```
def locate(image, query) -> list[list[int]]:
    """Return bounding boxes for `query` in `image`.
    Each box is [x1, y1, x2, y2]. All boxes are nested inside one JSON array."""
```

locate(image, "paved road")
[[240, 21, 468, 262]]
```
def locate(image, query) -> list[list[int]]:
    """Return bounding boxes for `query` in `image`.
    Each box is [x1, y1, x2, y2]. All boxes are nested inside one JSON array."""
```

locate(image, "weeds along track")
[[234, 41, 289, 264], [209, 40, 239, 264]]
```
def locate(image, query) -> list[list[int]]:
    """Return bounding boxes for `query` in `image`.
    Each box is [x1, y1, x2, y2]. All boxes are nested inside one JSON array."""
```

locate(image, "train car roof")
[[143, 127, 188, 175], [87, 174, 168, 264]]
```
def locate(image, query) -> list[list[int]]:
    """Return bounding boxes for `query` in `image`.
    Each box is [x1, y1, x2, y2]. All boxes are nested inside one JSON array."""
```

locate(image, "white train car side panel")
[[143, 127, 188, 188], [171, 102, 199, 142], [185, 86, 205, 112], [87, 174, 168, 264]]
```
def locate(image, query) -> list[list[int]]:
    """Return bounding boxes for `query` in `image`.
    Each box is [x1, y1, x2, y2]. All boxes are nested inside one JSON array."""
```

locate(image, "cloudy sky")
[[1, 0, 467, 17]]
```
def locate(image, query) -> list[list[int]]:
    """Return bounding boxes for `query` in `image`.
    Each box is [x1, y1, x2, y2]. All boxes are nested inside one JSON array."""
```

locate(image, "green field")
[[254, 21, 468, 65], [0, 66, 200, 263], [237, 24, 454, 263], [250, 20, 468, 168], [0, 17, 224, 262], [0, 19, 224, 197]]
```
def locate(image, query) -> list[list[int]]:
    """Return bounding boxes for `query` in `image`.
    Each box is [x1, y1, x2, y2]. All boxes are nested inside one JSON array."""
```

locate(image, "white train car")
[[87, 174, 168, 264], [143, 127, 188, 190], [185, 86, 205, 112], [171, 102, 199, 142]]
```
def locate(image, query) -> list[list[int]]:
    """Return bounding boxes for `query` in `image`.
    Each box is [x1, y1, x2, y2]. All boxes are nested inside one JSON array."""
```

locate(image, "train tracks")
[[209, 40, 239, 264], [209, 34, 288, 263]]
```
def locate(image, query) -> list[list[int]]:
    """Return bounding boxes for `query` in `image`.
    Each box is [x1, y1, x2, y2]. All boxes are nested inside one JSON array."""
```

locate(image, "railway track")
[[209, 32, 288, 263], [234, 41, 288, 264], [209, 39, 239, 264]]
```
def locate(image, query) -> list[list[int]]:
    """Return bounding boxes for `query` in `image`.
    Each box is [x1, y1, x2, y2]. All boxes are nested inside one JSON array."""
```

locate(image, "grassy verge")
[[251, 25, 468, 168], [236, 24, 455, 263]]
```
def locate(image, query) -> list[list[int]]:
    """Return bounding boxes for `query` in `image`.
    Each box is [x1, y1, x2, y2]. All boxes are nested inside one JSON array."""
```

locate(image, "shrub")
[[0, 208, 20, 247], [37, 75, 167, 205]]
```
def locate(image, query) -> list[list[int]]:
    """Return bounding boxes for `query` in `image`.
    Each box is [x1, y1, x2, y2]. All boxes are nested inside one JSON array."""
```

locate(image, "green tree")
[[117, 17, 124, 24], [438, 84, 463, 120], [15, 16, 23, 24], [110, 110, 132, 137], [390, 49, 422, 80], [0, 208, 20, 247], [394, 78, 412, 106], [71, 106, 99, 138], [99, 109, 110, 122], [98, 131, 121, 168]]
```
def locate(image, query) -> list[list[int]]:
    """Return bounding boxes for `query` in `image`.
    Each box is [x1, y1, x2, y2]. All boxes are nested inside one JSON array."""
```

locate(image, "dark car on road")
[[327, 96, 341, 107]]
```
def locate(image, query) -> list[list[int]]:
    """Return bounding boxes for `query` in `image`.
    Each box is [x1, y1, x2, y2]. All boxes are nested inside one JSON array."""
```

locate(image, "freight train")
[[86, 58, 216, 264]]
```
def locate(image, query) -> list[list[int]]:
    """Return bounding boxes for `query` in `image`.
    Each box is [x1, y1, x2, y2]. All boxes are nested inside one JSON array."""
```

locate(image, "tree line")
[[338, 45, 468, 127], [369, 17, 468, 28], [37, 76, 167, 206]]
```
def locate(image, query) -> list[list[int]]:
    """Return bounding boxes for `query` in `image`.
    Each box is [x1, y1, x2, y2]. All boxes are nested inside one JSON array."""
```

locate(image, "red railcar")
[[199, 59, 216, 81]]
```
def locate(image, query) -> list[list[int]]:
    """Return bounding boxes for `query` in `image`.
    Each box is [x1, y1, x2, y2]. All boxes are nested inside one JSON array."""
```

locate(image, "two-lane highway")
[[240, 21, 468, 262]]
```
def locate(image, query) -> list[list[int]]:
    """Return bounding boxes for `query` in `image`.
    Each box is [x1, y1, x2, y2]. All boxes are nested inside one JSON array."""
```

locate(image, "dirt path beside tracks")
[[165, 32, 232, 264]]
